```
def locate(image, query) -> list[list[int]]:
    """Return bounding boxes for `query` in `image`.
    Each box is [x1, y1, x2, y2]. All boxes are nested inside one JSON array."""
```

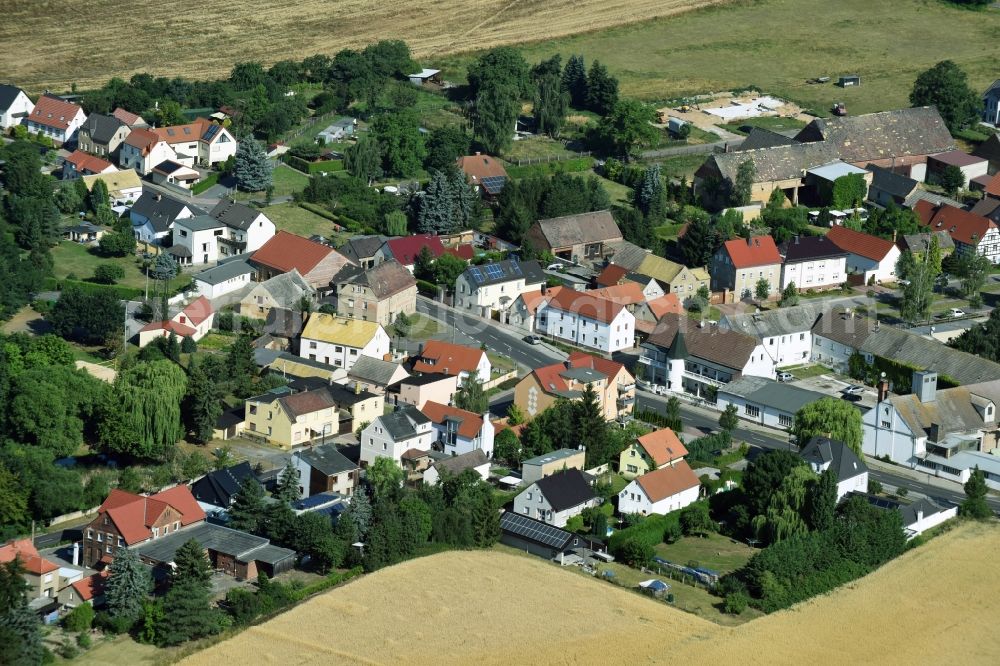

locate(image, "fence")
[[504, 151, 592, 167], [281, 110, 340, 144]]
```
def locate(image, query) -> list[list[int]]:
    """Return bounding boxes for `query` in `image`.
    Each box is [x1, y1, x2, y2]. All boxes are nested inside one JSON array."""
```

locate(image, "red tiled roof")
[[720, 235, 782, 269], [421, 401, 486, 439], [590, 282, 646, 306], [636, 428, 688, 467], [645, 294, 684, 319], [252, 231, 335, 275], [112, 107, 143, 126], [412, 340, 486, 377], [0, 539, 58, 575], [95, 487, 205, 546], [442, 244, 475, 261], [123, 128, 161, 155], [65, 150, 114, 175], [385, 235, 446, 265], [29, 94, 82, 130], [596, 264, 629, 287], [913, 199, 937, 225], [530, 352, 623, 397], [635, 460, 700, 502], [176, 296, 213, 327], [153, 118, 213, 145], [827, 225, 896, 261], [930, 150, 986, 168], [151, 486, 206, 526], [71, 571, 109, 601], [541, 288, 626, 324], [456, 153, 508, 194], [139, 320, 196, 337], [917, 203, 997, 248], [517, 287, 563, 314], [567, 351, 625, 381]]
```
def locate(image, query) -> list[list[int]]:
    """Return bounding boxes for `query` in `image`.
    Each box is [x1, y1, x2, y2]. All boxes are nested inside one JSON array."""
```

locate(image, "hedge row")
[[283, 154, 345, 174], [191, 171, 220, 195], [298, 201, 339, 222], [42, 276, 143, 300], [505, 156, 595, 179], [290, 566, 363, 601]]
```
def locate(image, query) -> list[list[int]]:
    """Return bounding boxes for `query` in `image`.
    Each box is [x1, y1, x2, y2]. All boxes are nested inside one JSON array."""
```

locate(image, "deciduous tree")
[[719, 404, 739, 433], [344, 137, 383, 185], [791, 397, 863, 456], [910, 60, 980, 132], [454, 369, 488, 413]]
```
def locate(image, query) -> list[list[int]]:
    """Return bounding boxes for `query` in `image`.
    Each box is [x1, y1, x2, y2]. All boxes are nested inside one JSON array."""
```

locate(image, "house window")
[[778, 414, 793, 427], [117, 537, 124, 547], [382, 443, 387, 450], [97, 533, 102, 543], [309, 341, 317, 349], [153, 527, 159, 538], [881, 420, 891, 428], [627, 464, 638, 473], [744, 404, 760, 418], [106, 544, 112, 554]]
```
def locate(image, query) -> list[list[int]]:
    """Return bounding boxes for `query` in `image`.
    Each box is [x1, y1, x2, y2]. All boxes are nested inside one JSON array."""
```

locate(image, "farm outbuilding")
[[837, 75, 861, 87], [408, 69, 442, 86]]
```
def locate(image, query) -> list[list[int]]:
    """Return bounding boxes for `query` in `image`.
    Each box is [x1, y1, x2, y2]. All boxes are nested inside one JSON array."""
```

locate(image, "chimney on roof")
[[914, 370, 937, 403], [877, 375, 889, 403], [928, 421, 943, 443], [892, 229, 897, 243], [475, 151, 481, 156], [155, 194, 162, 201], [794, 235, 800, 244]]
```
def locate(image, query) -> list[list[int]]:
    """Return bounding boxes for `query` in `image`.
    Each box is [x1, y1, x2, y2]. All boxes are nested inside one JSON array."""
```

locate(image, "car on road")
[[776, 371, 794, 382], [948, 308, 966, 318], [546, 263, 562, 270], [842, 385, 865, 396], [523, 334, 542, 345]]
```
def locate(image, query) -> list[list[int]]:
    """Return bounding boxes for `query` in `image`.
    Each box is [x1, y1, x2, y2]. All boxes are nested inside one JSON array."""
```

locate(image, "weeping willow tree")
[[99, 360, 187, 461], [751, 465, 815, 544]]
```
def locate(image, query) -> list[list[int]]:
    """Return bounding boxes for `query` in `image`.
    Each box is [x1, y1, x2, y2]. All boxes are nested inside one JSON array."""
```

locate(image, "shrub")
[[217, 310, 235, 332], [76, 633, 92, 649], [58, 640, 78, 659], [180, 336, 197, 353], [868, 479, 883, 494], [93, 263, 126, 285], [723, 591, 749, 615], [615, 537, 654, 567], [62, 603, 95, 632]]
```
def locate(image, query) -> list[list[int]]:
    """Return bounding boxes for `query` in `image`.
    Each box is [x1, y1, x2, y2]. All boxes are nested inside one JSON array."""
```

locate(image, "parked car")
[[776, 371, 794, 382], [523, 334, 542, 345], [897, 279, 911, 287], [546, 263, 562, 270], [949, 308, 966, 318], [842, 385, 865, 396]]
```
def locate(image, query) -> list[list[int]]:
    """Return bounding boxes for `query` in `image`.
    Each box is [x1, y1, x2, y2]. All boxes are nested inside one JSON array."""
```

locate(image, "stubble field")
[[0, 0, 724, 92], [184, 522, 1000, 665]]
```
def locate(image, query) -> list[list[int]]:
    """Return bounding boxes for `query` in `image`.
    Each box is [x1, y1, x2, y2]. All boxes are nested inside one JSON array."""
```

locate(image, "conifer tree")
[[275, 460, 301, 504], [562, 55, 588, 108], [418, 170, 454, 234], [183, 359, 222, 444], [233, 137, 273, 192], [104, 547, 151, 625], [228, 477, 266, 534]]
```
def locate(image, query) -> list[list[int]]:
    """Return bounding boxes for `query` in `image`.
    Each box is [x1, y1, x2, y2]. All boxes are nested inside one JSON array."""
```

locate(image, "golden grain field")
[[183, 522, 1000, 665], [0, 0, 724, 92]]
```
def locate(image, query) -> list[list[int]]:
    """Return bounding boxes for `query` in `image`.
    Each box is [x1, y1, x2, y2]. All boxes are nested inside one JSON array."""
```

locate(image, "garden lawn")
[[719, 116, 807, 135], [263, 202, 341, 239], [503, 136, 579, 162], [785, 363, 830, 380], [594, 175, 632, 205], [654, 532, 756, 575], [406, 313, 440, 340], [50, 240, 188, 292], [233, 163, 310, 201]]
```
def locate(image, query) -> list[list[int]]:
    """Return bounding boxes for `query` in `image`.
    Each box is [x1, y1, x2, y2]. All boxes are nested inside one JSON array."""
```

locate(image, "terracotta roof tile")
[[541, 288, 626, 324], [71, 571, 109, 601], [385, 235, 445, 265], [112, 107, 143, 126], [96, 487, 205, 545], [590, 282, 646, 306], [412, 341, 485, 377], [421, 401, 486, 439], [178, 296, 213, 326], [596, 264, 629, 287], [636, 428, 688, 467], [456, 153, 508, 194], [516, 286, 563, 314], [720, 235, 782, 269], [252, 231, 337, 275], [916, 203, 996, 248], [0, 539, 59, 575], [567, 351, 625, 380], [29, 94, 82, 131], [139, 320, 196, 338], [123, 128, 161, 155], [635, 460, 700, 502], [65, 150, 114, 174], [646, 294, 684, 319], [827, 225, 897, 261]]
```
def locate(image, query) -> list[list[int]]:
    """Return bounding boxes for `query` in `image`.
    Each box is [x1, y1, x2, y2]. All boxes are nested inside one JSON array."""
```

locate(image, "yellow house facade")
[[244, 385, 383, 450], [618, 427, 688, 479]]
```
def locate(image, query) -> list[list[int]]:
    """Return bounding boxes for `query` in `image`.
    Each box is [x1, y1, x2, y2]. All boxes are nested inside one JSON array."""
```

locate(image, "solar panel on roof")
[[203, 124, 221, 141], [500, 512, 570, 549], [469, 267, 484, 284], [481, 176, 506, 193], [485, 264, 504, 280]]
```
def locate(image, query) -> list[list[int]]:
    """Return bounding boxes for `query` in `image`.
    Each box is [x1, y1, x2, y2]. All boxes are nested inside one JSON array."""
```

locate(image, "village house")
[[316, 117, 355, 143], [865, 165, 920, 208], [62, 149, 117, 180], [59, 571, 107, 610], [360, 405, 435, 467], [333, 259, 417, 326], [630, 255, 709, 305], [119, 127, 178, 175], [77, 113, 130, 159], [896, 231, 955, 259], [421, 401, 495, 458], [81, 170, 143, 206], [386, 373, 460, 410], [926, 150, 989, 189], [984, 79, 1000, 126], [244, 382, 382, 448], [422, 449, 490, 486], [0, 84, 33, 129], [412, 340, 491, 384], [25, 94, 86, 144], [151, 160, 202, 189], [778, 235, 847, 291], [716, 375, 827, 431], [617, 460, 701, 517], [291, 444, 359, 498], [535, 288, 635, 354], [720, 301, 826, 368], [640, 314, 774, 399], [524, 211, 623, 263], [826, 225, 901, 284], [299, 313, 390, 372], [588, 283, 648, 314], [455, 258, 545, 319], [513, 468, 599, 528], [513, 352, 635, 422], [240, 269, 314, 320], [170, 199, 276, 266], [345, 355, 410, 396], [374, 234, 474, 272], [0, 539, 62, 601], [520, 448, 586, 486], [914, 201, 1000, 264], [153, 118, 237, 166], [63, 221, 107, 244], [618, 427, 688, 479], [190, 462, 256, 511], [633, 294, 685, 332], [595, 264, 666, 301], [129, 191, 205, 245], [498, 511, 604, 561], [711, 235, 782, 299], [137, 296, 214, 348], [456, 152, 508, 199], [799, 436, 868, 501], [508, 286, 562, 333], [260, 307, 305, 353], [338, 235, 387, 269], [251, 231, 353, 294], [193, 256, 256, 299], [82, 486, 206, 568]]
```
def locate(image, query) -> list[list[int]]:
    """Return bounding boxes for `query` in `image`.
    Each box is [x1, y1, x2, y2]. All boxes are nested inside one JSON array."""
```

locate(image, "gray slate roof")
[[0, 84, 27, 111], [80, 113, 127, 145], [263, 307, 304, 338], [532, 468, 597, 512], [720, 375, 827, 414], [865, 165, 919, 200], [430, 449, 488, 476], [176, 214, 224, 232], [707, 142, 837, 183], [334, 259, 416, 298], [295, 444, 357, 476], [738, 127, 799, 151], [903, 189, 963, 210], [722, 301, 829, 339], [794, 107, 955, 163], [348, 355, 407, 386], [210, 199, 265, 231], [534, 210, 622, 248], [898, 232, 954, 254], [134, 522, 294, 565], [780, 235, 847, 262], [380, 405, 431, 441], [341, 235, 388, 261], [799, 436, 868, 483], [255, 269, 314, 303], [193, 255, 254, 285], [130, 192, 206, 233], [606, 240, 652, 272]]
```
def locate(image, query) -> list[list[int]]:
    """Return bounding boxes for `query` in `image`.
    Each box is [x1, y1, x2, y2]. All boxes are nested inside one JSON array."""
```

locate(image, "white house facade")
[[0, 85, 33, 129], [454, 259, 545, 318], [617, 462, 700, 516], [716, 376, 827, 431], [359, 406, 434, 467], [300, 315, 391, 372], [512, 469, 599, 528], [536, 290, 635, 354]]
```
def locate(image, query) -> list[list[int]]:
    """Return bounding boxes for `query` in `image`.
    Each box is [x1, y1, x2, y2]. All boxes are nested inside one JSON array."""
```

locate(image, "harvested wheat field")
[[184, 523, 1000, 665], [0, 0, 723, 92]]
